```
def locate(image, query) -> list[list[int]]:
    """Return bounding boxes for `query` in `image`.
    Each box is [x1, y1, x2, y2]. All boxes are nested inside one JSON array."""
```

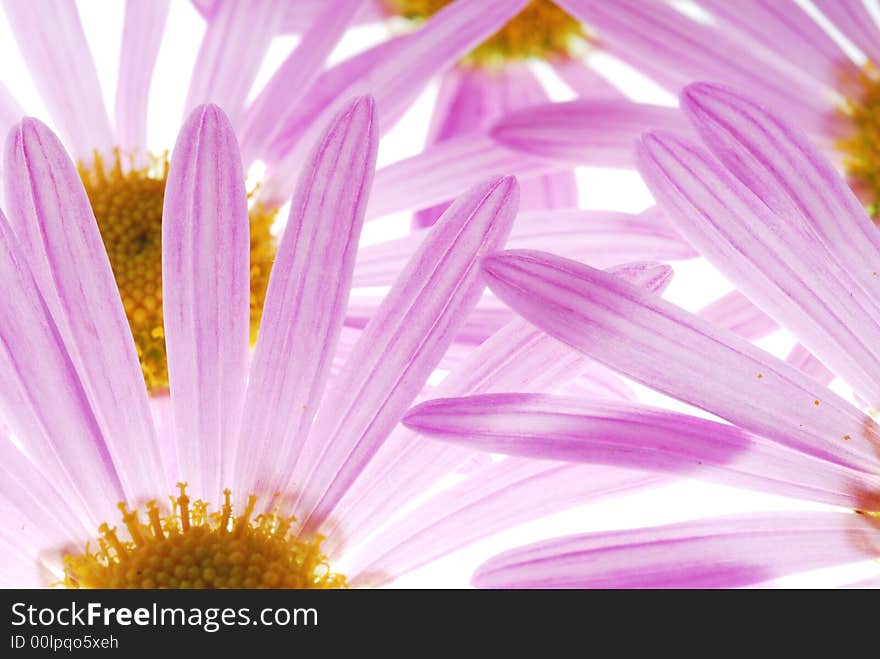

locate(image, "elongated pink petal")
[[638, 129, 880, 403], [786, 344, 835, 386], [697, 291, 777, 341], [115, 0, 170, 153], [812, 0, 880, 66], [238, 0, 362, 163], [4, 118, 163, 504], [404, 393, 880, 509], [350, 459, 659, 586], [557, 0, 828, 132], [322, 262, 670, 556], [1, 0, 113, 158], [291, 176, 519, 533], [0, 212, 123, 526], [551, 58, 622, 99], [261, 0, 530, 202], [368, 135, 562, 220], [682, 83, 880, 301], [356, 207, 691, 287], [473, 512, 880, 588], [491, 99, 689, 167], [184, 0, 286, 126], [696, 0, 852, 90], [481, 250, 880, 473], [416, 63, 579, 228], [162, 105, 250, 500], [234, 97, 377, 496], [0, 81, 23, 139]]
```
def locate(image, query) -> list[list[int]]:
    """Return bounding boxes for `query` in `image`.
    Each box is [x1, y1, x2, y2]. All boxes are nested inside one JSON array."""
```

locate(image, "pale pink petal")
[[551, 57, 622, 99], [697, 291, 777, 341], [238, 0, 363, 163], [0, 81, 23, 140], [638, 129, 880, 404], [4, 118, 163, 504], [261, 0, 530, 202], [356, 207, 691, 287], [556, 0, 828, 132], [349, 459, 660, 586], [184, 0, 286, 126], [812, 0, 880, 66], [115, 0, 170, 153], [234, 97, 377, 496], [481, 250, 880, 473], [697, 0, 852, 90], [0, 211, 123, 527], [682, 83, 880, 303], [786, 344, 835, 387], [491, 99, 689, 168], [473, 512, 880, 588], [291, 176, 519, 533], [404, 393, 880, 509], [367, 135, 563, 220], [322, 263, 670, 556], [162, 105, 250, 500], [1, 0, 113, 158]]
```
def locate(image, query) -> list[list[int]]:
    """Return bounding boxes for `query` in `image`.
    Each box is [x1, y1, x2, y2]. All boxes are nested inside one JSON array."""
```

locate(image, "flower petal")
[[3, 118, 163, 504], [0, 211, 123, 526], [473, 512, 880, 588], [404, 393, 880, 509], [162, 105, 250, 500], [291, 176, 519, 533], [637, 129, 880, 404], [115, 0, 170, 153], [234, 97, 377, 496], [786, 344, 835, 386], [481, 250, 880, 473], [237, 0, 363, 163], [321, 262, 671, 556], [1, 0, 113, 158], [183, 0, 286, 126], [812, 0, 880, 66], [697, 291, 777, 341], [491, 99, 688, 167], [349, 459, 659, 586]]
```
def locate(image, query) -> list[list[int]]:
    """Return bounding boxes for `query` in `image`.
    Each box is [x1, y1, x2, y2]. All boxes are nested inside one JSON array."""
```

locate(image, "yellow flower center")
[[386, 0, 585, 65], [63, 484, 346, 589], [79, 151, 277, 392], [837, 64, 880, 218]]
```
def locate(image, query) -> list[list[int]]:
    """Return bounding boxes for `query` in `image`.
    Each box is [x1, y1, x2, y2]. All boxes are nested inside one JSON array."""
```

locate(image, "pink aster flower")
[[402, 84, 880, 588], [0, 90, 677, 588]]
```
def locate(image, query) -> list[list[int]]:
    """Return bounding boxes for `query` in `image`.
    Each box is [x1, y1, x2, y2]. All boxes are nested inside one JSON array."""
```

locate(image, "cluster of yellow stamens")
[[63, 484, 346, 589], [79, 151, 277, 392], [838, 64, 880, 218], [386, 0, 585, 66]]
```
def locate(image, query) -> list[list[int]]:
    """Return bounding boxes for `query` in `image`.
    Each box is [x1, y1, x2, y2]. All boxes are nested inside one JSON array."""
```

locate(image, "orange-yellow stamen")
[[837, 63, 880, 217], [62, 484, 346, 589], [386, 0, 586, 65], [79, 151, 277, 392]]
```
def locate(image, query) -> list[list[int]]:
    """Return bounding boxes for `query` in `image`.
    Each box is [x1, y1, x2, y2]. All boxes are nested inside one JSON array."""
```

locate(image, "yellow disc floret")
[[79, 152, 277, 392], [838, 63, 880, 218], [63, 484, 346, 589], [386, 0, 586, 65]]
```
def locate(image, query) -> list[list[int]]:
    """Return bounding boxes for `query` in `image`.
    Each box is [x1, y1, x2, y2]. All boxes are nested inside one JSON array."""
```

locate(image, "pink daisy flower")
[[0, 89, 677, 588], [403, 83, 880, 588]]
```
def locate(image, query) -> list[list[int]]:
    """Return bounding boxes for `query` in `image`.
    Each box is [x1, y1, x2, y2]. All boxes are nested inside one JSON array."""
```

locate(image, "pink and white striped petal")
[[697, 291, 777, 341], [115, 0, 170, 154], [162, 105, 250, 500], [481, 250, 880, 474], [3, 119, 163, 504], [404, 393, 880, 509], [290, 176, 519, 533], [472, 512, 880, 588], [638, 129, 880, 404], [491, 99, 689, 168], [1, 0, 113, 159], [183, 0, 286, 126], [234, 96, 377, 496]]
